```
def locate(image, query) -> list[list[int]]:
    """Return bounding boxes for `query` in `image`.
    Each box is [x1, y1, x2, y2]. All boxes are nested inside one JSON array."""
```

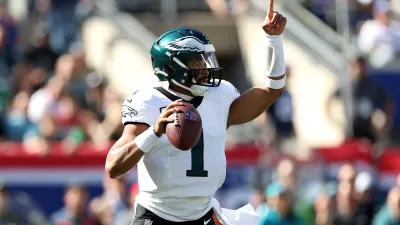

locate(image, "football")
[[166, 102, 202, 151]]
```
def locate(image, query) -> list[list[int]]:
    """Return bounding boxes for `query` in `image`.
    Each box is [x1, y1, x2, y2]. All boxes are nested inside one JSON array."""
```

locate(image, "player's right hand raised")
[[154, 99, 185, 135]]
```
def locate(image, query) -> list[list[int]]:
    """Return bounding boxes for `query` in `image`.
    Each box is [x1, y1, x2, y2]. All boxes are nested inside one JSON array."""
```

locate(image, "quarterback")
[[105, 5, 287, 225]]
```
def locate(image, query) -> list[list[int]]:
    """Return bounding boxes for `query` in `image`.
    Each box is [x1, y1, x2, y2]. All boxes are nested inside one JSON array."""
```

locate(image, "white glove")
[[212, 198, 260, 225]]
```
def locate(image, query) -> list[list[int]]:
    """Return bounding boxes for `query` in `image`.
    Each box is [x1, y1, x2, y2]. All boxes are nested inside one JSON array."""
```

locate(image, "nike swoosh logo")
[[127, 98, 132, 103], [204, 218, 211, 225]]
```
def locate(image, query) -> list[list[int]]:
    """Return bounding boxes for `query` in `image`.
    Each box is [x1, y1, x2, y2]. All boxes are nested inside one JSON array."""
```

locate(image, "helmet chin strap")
[[171, 79, 208, 96]]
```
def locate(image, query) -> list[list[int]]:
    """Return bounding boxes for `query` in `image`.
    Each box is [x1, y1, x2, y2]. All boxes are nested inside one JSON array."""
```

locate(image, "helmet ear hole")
[[164, 65, 175, 74]]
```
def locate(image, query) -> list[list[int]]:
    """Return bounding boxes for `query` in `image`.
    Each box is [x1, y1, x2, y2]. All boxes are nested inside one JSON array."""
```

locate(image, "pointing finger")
[[268, 0, 274, 19]]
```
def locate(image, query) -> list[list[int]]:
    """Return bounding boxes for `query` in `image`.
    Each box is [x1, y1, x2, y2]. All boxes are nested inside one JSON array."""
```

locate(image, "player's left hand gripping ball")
[[262, 4, 287, 35]]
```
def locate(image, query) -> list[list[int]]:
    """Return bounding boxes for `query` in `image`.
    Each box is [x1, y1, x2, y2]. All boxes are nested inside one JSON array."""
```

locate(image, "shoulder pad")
[[121, 88, 160, 126]]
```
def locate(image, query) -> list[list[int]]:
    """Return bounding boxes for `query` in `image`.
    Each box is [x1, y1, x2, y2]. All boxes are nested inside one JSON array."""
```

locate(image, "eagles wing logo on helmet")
[[121, 105, 138, 118], [164, 36, 205, 52]]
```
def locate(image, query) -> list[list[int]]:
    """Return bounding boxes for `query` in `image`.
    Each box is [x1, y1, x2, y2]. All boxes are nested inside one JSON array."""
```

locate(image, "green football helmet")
[[150, 27, 222, 96]]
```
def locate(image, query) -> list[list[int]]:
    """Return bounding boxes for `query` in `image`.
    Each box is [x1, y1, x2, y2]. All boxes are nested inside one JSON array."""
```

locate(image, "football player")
[[106, 7, 287, 225]]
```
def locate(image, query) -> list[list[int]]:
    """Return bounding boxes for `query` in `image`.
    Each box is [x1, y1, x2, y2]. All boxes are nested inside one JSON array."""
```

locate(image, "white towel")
[[211, 198, 260, 225]]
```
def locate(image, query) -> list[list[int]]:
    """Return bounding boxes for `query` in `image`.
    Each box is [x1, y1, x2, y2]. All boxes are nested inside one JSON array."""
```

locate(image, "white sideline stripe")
[[0, 168, 106, 185]]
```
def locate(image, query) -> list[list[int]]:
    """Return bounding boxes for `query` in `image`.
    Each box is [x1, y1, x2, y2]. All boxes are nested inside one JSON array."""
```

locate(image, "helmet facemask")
[[170, 52, 222, 96]]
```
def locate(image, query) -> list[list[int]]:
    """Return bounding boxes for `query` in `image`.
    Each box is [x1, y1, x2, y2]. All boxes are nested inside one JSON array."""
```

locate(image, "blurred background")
[[0, 0, 399, 224]]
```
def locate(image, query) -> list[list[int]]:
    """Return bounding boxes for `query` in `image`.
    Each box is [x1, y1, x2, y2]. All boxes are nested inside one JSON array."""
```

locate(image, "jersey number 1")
[[186, 131, 208, 177]]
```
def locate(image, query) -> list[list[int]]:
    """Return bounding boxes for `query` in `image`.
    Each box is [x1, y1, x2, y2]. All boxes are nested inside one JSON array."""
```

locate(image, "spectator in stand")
[[354, 171, 377, 225], [358, 0, 400, 68], [0, 25, 11, 77], [326, 57, 393, 144], [313, 182, 337, 225], [50, 184, 97, 225], [53, 93, 84, 140], [89, 176, 128, 225], [332, 164, 370, 225], [0, 184, 25, 224], [258, 182, 304, 225], [373, 186, 400, 224], [85, 82, 123, 146], [333, 179, 360, 225], [46, 0, 80, 54], [23, 22, 60, 72], [275, 159, 297, 194], [69, 42, 88, 77], [274, 158, 314, 225], [53, 54, 76, 83], [54, 50, 89, 106], [83, 72, 106, 121], [267, 66, 295, 154], [23, 114, 64, 155], [4, 91, 32, 141], [314, 190, 335, 225], [114, 182, 139, 225], [23, 92, 85, 155], [0, 25, 12, 114], [337, 163, 357, 185], [57, 93, 85, 154], [250, 190, 266, 210], [75, 0, 98, 29], [0, 3, 18, 73], [12, 62, 48, 94], [27, 75, 66, 124]]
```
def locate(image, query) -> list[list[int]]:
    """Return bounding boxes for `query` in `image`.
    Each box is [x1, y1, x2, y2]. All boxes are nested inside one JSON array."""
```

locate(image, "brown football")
[[166, 102, 202, 151]]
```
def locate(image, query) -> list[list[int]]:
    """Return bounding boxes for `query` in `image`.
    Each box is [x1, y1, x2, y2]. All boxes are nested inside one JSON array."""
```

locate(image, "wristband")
[[264, 75, 286, 89], [135, 126, 160, 153]]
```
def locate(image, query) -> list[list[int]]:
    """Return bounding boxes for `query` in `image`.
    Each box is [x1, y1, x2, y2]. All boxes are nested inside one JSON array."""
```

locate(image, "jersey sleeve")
[[221, 80, 240, 106], [121, 91, 159, 126]]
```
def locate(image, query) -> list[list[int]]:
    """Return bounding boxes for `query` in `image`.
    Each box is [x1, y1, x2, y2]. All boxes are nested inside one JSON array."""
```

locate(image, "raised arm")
[[227, 4, 287, 127]]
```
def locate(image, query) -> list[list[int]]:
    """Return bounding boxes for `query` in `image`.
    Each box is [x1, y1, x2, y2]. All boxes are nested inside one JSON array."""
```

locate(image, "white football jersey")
[[121, 80, 240, 222]]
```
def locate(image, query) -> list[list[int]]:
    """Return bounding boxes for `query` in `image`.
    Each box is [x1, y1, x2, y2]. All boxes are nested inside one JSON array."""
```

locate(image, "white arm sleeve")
[[265, 34, 285, 77]]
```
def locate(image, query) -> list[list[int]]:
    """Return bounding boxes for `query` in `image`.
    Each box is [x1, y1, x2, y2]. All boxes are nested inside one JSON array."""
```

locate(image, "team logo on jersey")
[[121, 105, 138, 118], [144, 219, 153, 225], [185, 110, 198, 121], [164, 36, 205, 52]]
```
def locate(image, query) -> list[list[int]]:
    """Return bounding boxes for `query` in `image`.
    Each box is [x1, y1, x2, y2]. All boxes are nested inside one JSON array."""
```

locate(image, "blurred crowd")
[[304, 0, 400, 68], [0, 176, 139, 225], [0, 0, 393, 155], [2, 159, 399, 225], [0, 0, 124, 155], [252, 159, 400, 225]]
